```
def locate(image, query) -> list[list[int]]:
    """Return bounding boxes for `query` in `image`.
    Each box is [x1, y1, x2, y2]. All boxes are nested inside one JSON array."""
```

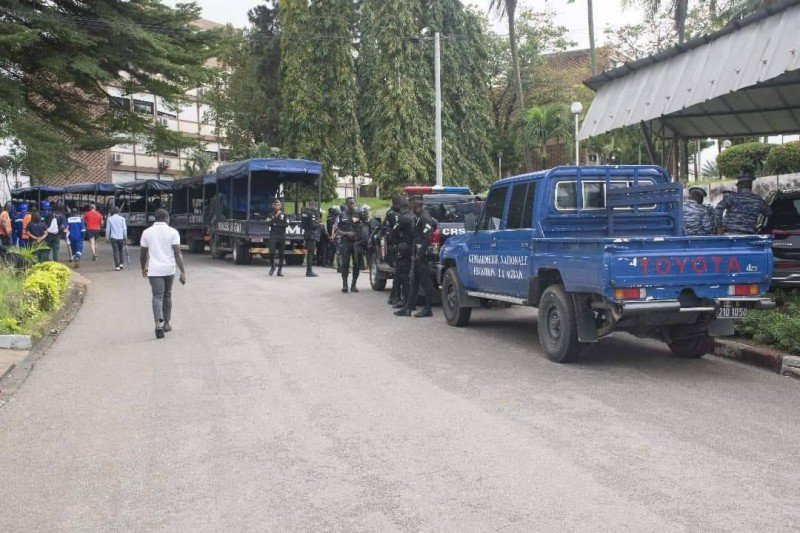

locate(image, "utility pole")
[[435, 32, 443, 187], [588, 0, 597, 76]]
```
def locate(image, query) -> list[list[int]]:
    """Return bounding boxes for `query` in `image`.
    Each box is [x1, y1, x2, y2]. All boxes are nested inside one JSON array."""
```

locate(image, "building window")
[[163, 149, 179, 157], [219, 149, 232, 162], [110, 96, 130, 110], [133, 99, 154, 115], [204, 150, 219, 161]]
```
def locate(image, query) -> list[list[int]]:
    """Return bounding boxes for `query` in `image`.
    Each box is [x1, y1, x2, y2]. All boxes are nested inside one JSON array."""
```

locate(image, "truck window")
[[556, 182, 577, 210], [506, 182, 536, 229], [479, 186, 508, 231]]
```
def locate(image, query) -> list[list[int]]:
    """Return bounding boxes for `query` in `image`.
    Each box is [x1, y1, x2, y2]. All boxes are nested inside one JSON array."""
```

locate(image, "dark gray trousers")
[[148, 275, 174, 323]]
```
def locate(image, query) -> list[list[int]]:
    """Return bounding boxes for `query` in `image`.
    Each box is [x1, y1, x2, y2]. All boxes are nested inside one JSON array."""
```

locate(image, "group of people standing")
[[683, 173, 771, 236]]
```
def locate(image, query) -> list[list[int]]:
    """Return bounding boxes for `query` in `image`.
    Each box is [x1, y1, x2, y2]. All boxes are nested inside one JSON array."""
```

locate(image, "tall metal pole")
[[498, 152, 502, 180], [575, 113, 580, 166], [435, 32, 443, 187]]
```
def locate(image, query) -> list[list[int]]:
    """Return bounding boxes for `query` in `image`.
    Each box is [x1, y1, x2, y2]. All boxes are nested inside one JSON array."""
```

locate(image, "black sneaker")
[[155, 326, 165, 339], [277, 271, 283, 277], [163, 324, 172, 333], [341, 286, 349, 293], [413, 308, 433, 318], [269, 267, 275, 276], [350, 285, 359, 293], [392, 302, 406, 309], [394, 308, 412, 317], [306, 272, 318, 277]]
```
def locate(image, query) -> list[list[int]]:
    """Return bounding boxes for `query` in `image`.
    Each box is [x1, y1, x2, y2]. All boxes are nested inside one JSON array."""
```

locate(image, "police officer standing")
[[301, 201, 321, 277], [395, 200, 436, 318], [325, 206, 340, 267], [683, 187, 715, 236], [390, 197, 413, 310], [715, 174, 771, 234], [384, 195, 403, 306], [334, 197, 363, 293], [267, 199, 288, 276]]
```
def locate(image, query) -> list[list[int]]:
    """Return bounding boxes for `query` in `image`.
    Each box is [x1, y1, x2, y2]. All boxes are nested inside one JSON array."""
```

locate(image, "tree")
[[181, 148, 213, 177], [281, 0, 364, 200], [421, 0, 496, 192], [523, 105, 569, 168], [0, 0, 219, 182], [489, 0, 533, 170], [358, 0, 432, 195]]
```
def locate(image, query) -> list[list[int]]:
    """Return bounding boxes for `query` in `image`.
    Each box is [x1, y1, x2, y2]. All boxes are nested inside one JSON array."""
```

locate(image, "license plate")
[[251, 238, 263, 243], [717, 307, 748, 319]]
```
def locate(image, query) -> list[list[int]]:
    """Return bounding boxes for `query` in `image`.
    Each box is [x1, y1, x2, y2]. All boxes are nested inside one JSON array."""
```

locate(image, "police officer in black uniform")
[[383, 195, 403, 306], [325, 206, 340, 267], [390, 197, 414, 311], [334, 197, 364, 293], [267, 199, 288, 276], [301, 201, 321, 277], [394, 199, 436, 317]]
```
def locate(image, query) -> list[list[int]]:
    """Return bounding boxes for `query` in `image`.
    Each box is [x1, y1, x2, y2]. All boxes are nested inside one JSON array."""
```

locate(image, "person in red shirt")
[[82, 204, 103, 261]]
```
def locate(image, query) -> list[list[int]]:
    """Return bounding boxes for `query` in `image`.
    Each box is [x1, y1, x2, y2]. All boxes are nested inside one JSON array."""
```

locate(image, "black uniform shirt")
[[267, 211, 288, 235], [412, 211, 436, 256], [300, 207, 320, 240]]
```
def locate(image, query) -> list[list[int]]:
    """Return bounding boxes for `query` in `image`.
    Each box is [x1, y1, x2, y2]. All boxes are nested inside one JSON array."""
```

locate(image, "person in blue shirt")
[[12, 202, 26, 247], [66, 209, 86, 268]]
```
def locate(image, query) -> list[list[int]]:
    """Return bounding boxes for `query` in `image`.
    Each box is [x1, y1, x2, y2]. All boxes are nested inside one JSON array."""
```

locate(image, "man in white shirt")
[[140, 209, 187, 339]]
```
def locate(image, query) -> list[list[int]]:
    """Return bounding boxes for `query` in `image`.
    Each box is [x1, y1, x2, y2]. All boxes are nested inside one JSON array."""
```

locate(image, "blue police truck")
[[438, 166, 775, 363]]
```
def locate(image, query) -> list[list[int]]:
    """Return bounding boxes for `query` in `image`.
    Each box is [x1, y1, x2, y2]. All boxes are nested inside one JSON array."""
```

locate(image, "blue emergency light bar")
[[403, 186, 472, 195]]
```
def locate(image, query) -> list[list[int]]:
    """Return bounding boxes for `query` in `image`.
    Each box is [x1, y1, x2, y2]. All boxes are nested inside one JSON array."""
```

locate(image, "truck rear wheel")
[[537, 284, 582, 363], [668, 336, 713, 359], [210, 237, 226, 260], [285, 254, 304, 266], [442, 267, 471, 327], [189, 239, 205, 253], [232, 239, 251, 265], [370, 255, 387, 291]]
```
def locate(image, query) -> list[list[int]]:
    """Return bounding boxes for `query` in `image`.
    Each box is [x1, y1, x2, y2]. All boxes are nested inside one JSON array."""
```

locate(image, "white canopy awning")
[[579, 0, 800, 140]]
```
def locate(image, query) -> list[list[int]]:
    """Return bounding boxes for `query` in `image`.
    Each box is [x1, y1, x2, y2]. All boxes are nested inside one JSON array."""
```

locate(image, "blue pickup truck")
[[438, 165, 774, 363]]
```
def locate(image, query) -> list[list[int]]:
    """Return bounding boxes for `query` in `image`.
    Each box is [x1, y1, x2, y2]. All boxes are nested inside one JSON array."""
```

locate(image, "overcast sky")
[[181, 0, 646, 49]]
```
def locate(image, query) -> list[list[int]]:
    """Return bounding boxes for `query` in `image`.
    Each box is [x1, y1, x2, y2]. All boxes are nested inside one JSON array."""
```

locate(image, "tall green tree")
[[489, 0, 533, 171], [281, 0, 364, 200], [0, 0, 218, 182], [358, 0, 432, 195], [523, 105, 570, 167], [423, 0, 495, 192]]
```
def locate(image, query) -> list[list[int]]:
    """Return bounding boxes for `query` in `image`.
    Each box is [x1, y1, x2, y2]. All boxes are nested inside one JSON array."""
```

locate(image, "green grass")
[[736, 290, 800, 354], [0, 266, 28, 334]]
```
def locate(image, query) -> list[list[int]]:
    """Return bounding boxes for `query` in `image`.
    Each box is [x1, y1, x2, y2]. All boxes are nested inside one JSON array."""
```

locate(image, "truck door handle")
[[490, 241, 498, 248], [521, 242, 529, 248]]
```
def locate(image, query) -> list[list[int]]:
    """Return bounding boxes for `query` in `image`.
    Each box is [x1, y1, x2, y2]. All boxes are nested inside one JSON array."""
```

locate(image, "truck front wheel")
[[232, 239, 251, 265], [370, 255, 387, 291], [537, 284, 582, 363], [210, 237, 226, 260], [668, 336, 713, 359], [189, 239, 205, 253], [442, 268, 471, 327]]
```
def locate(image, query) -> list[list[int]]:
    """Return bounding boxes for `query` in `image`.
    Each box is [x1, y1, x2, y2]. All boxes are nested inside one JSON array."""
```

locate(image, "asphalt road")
[[1, 247, 798, 532]]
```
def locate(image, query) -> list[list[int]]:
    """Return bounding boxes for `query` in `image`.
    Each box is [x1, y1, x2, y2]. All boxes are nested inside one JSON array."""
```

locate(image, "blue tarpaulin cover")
[[216, 158, 321, 185], [173, 174, 216, 190], [11, 185, 66, 200], [118, 179, 178, 194], [64, 182, 120, 195]]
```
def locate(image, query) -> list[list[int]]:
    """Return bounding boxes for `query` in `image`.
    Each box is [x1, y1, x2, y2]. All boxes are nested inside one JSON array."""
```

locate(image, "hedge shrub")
[[736, 290, 800, 354], [0, 262, 72, 334], [764, 141, 800, 175], [22, 262, 71, 313], [716, 142, 774, 178]]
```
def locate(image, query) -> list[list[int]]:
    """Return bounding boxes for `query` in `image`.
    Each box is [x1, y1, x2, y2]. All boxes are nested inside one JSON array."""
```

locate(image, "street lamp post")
[[571, 102, 583, 166], [497, 151, 502, 180]]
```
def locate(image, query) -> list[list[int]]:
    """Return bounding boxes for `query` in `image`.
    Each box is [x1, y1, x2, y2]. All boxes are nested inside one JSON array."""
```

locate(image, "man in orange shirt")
[[0, 204, 11, 247], [21, 207, 33, 247], [82, 204, 103, 261]]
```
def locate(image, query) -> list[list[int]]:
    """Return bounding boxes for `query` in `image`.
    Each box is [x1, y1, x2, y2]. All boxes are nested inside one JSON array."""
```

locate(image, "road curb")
[[713, 338, 786, 373]]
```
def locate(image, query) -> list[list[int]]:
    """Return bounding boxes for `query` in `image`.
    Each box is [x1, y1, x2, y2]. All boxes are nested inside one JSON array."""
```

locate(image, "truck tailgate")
[[605, 235, 773, 300]]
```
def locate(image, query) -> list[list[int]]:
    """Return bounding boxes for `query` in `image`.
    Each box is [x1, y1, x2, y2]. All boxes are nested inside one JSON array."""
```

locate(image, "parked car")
[[761, 190, 800, 287]]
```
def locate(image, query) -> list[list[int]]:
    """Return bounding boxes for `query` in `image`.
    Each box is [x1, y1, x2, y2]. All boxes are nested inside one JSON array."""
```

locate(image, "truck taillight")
[[614, 288, 646, 300], [729, 284, 759, 296], [431, 228, 441, 251]]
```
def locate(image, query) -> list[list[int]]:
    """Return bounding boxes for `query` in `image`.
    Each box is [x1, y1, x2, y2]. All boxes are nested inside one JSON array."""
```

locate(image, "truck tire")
[[370, 255, 387, 291], [210, 237, 226, 260], [668, 336, 713, 359], [285, 255, 304, 266], [442, 267, 472, 327], [537, 284, 582, 363], [232, 239, 251, 265], [189, 239, 205, 253]]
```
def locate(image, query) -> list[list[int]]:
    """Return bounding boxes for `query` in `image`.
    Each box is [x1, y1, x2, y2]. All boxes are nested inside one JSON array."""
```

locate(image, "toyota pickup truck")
[[438, 165, 774, 363]]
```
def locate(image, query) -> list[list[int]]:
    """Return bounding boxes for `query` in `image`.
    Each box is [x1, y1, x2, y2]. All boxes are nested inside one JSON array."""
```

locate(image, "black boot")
[[350, 283, 359, 293], [277, 268, 283, 277], [306, 269, 317, 277], [413, 308, 433, 318], [342, 275, 349, 293], [269, 266, 275, 276], [394, 307, 412, 317]]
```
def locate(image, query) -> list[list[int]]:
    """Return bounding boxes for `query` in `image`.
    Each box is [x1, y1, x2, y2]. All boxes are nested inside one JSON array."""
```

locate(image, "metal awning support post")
[[246, 167, 252, 220], [640, 122, 658, 165]]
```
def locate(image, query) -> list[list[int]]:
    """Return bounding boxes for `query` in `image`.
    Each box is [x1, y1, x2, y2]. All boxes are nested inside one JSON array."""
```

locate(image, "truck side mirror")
[[465, 213, 477, 232]]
